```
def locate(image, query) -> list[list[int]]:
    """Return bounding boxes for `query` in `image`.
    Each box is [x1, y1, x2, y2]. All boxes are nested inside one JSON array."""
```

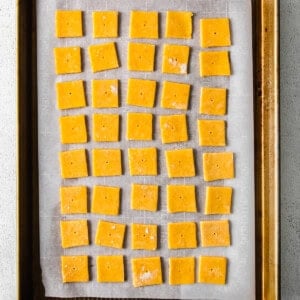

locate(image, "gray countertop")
[[0, 0, 299, 299], [280, 1, 300, 299]]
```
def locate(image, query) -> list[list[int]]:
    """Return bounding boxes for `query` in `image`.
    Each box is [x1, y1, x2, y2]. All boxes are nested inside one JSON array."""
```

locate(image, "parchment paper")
[[37, 0, 255, 298]]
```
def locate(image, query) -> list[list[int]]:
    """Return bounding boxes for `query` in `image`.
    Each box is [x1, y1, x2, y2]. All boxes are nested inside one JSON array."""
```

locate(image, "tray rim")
[[17, 0, 279, 299]]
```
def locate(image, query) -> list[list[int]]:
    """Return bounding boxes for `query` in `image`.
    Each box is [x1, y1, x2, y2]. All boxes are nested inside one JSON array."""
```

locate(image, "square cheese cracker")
[[161, 81, 190, 110], [92, 79, 118, 108], [59, 149, 88, 179], [131, 184, 158, 212], [200, 219, 230, 247], [200, 18, 231, 48], [126, 78, 156, 108], [131, 223, 157, 250], [199, 51, 231, 76], [92, 114, 119, 142], [60, 219, 89, 248], [165, 11, 193, 39], [88, 42, 119, 72], [198, 256, 227, 284], [168, 221, 197, 249], [55, 10, 83, 38], [160, 114, 188, 144], [167, 185, 197, 213], [205, 186, 232, 215], [54, 47, 81, 74], [131, 257, 162, 287], [61, 255, 89, 283], [127, 42, 155, 71], [92, 149, 122, 176], [56, 80, 86, 110], [162, 44, 190, 74], [169, 257, 195, 285], [128, 148, 157, 176], [199, 87, 227, 115], [97, 255, 124, 282], [127, 112, 153, 141], [165, 148, 195, 178], [91, 185, 120, 215], [198, 119, 226, 146], [60, 186, 87, 214], [202, 152, 234, 181], [95, 220, 126, 249], [92, 11, 118, 38], [59, 115, 87, 144], [130, 11, 158, 39]]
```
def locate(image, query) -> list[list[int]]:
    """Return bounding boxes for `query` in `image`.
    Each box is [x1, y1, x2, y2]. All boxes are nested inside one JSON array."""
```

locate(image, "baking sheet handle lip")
[[17, 0, 45, 299], [253, 0, 280, 299]]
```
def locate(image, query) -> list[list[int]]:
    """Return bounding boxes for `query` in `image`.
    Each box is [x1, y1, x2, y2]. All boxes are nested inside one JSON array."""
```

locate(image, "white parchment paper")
[[37, 0, 255, 298]]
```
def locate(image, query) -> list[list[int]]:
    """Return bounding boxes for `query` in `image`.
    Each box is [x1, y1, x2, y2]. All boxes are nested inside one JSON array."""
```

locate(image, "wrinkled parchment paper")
[[37, 0, 254, 298]]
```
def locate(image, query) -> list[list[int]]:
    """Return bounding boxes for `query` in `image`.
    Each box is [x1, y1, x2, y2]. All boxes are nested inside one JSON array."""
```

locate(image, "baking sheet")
[[37, 0, 255, 298]]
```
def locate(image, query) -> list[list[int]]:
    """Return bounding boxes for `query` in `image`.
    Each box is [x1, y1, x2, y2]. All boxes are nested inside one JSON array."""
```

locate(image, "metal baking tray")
[[17, 0, 279, 299]]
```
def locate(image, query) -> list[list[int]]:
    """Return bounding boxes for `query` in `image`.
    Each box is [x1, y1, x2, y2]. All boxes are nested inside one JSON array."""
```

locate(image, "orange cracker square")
[[60, 186, 87, 214], [61, 255, 89, 283], [131, 257, 162, 287], [91, 185, 120, 215], [169, 257, 195, 285], [97, 255, 124, 282], [55, 10, 83, 38], [60, 219, 89, 248], [59, 149, 88, 179], [198, 256, 227, 284], [95, 220, 126, 249], [92, 149, 122, 176], [131, 223, 157, 250], [167, 222, 197, 249], [92, 79, 119, 108], [54, 47, 81, 74], [200, 219, 230, 247], [131, 184, 158, 212]]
